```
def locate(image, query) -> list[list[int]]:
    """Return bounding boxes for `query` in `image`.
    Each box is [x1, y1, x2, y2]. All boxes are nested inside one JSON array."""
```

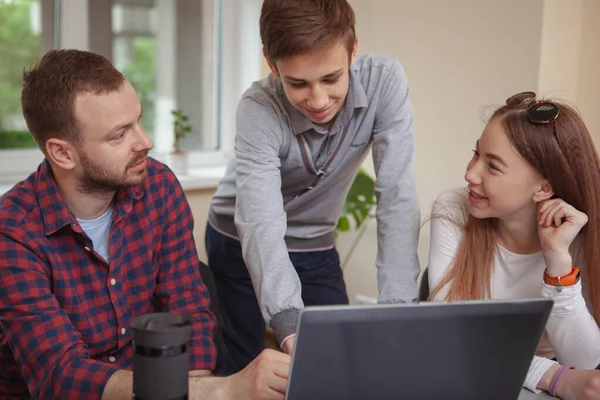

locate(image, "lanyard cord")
[[297, 124, 347, 190]]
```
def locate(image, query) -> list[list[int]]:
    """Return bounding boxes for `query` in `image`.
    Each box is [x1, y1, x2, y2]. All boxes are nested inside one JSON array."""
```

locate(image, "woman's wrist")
[[537, 363, 577, 397], [543, 251, 573, 277], [537, 363, 561, 392], [554, 368, 577, 399], [549, 363, 576, 396]]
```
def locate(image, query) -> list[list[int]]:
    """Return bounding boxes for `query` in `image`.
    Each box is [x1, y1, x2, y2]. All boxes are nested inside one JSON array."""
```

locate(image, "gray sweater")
[[209, 54, 420, 342]]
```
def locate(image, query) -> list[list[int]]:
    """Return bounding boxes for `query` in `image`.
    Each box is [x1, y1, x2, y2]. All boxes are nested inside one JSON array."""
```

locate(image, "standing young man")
[[207, 0, 420, 374]]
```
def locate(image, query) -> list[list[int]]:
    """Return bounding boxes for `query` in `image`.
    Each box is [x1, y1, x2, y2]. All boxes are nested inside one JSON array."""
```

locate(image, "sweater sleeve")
[[233, 97, 304, 343], [542, 280, 600, 368], [371, 60, 420, 304]]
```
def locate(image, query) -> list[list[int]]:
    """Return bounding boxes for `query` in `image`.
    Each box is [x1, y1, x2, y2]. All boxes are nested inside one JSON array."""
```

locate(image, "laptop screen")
[[286, 299, 551, 400]]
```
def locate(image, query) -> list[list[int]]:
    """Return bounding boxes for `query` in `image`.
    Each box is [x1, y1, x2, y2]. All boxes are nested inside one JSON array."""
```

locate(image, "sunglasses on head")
[[505, 92, 560, 134]]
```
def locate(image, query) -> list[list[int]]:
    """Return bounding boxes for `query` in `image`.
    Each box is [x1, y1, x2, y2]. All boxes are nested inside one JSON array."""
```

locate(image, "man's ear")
[[262, 48, 279, 77], [46, 138, 78, 171], [532, 180, 554, 203]]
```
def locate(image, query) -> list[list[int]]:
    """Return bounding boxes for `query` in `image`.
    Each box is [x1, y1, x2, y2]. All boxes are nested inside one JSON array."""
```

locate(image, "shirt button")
[[109, 356, 116, 362], [84, 246, 91, 252], [110, 278, 116, 286], [121, 327, 126, 335]]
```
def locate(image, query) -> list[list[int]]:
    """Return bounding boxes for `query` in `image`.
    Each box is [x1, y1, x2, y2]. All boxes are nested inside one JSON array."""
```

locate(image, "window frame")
[[0, 0, 263, 184]]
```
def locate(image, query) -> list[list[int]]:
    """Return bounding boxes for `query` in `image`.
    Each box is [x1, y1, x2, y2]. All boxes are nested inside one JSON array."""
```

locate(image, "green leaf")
[[337, 216, 350, 232], [352, 208, 364, 226], [337, 168, 376, 233]]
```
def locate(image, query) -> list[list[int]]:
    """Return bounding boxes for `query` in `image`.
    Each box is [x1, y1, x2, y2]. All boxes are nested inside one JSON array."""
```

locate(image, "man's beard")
[[77, 150, 149, 195]]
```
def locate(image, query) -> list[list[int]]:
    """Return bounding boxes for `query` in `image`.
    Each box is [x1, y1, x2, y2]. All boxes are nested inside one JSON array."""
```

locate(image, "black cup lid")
[[131, 313, 193, 349], [132, 312, 192, 331]]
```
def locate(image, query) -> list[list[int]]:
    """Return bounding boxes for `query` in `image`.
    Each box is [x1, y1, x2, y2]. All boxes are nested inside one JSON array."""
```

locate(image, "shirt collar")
[[281, 67, 369, 136], [34, 160, 144, 236]]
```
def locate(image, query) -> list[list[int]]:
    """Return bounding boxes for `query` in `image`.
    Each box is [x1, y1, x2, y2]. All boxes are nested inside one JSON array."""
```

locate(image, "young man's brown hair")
[[21, 49, 125, 154], [260, 0, 356, 63]]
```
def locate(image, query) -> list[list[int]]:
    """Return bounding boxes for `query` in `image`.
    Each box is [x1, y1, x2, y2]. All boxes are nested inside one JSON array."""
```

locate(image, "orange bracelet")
[[543, 267, 580, 293]]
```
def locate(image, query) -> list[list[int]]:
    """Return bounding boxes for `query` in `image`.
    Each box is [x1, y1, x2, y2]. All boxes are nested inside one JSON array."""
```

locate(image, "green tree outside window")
[[0, 0, 40, 149], [116, 36, 156, 139]]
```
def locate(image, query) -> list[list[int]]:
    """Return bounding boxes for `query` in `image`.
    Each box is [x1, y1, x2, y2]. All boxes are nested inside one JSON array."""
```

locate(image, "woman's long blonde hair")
[[429, 100, 600, 323]]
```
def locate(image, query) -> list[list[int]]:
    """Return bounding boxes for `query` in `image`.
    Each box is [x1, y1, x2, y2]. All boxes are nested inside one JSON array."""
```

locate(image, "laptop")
[[286, 299, 552, 400]]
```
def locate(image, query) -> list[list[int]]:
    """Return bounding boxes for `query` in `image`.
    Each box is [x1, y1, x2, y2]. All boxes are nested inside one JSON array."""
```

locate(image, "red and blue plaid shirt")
[[0, 158, 216, 399]]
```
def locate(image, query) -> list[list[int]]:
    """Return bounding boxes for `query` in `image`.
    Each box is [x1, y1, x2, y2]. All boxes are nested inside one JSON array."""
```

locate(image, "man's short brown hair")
[[21, 49, 125, 153], [260, 0, 356, 63]]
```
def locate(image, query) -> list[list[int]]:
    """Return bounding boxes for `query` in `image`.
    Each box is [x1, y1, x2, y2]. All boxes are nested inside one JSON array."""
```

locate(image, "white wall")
[[576, 0, 600, 145], [338, 0, 600, 303], [339, 0, 544, 301], [537, 0, 583, 101]]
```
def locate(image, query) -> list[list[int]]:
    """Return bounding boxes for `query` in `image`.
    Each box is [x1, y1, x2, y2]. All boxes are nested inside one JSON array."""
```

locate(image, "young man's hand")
[[222, 349, 291, 400]]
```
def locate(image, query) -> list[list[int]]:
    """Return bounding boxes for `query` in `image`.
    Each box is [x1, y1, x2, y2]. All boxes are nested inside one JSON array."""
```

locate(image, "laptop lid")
[[286, 299, 552, 400]]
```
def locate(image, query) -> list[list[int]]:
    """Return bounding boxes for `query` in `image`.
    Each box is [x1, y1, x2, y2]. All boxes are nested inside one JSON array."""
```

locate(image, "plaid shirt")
[[0, 158, 216, 399]]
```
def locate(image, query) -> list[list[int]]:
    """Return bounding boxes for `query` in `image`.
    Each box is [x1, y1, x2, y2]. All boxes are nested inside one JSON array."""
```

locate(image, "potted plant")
[[168, 108, 192, 175]]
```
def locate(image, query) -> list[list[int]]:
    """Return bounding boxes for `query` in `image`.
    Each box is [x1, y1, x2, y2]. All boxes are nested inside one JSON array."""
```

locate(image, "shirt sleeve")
[[541, 280, 600, 368], [371, 59, 421, 304], [523, 356, 558, 393], [154, 170, 217, 371], [0, 232, 119, 400], [233, 97, 304, 343], [523, 281, 600, 393]]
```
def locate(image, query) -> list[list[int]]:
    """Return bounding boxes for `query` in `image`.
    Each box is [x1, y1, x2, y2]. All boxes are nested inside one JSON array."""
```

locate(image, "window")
[[0, 0, 263, 184], [0, 0, 58, 151], [112, 1, 158, 142], [111, 0, 220, 153]]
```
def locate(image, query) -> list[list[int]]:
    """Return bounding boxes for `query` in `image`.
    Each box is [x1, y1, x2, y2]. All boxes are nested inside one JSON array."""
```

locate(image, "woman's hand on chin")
[[537, 198, 588, 276]]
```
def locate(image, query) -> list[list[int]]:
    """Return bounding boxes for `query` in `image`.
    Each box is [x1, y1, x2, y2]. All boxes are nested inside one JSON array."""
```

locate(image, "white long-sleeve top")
[[428, 190, 600, 393]]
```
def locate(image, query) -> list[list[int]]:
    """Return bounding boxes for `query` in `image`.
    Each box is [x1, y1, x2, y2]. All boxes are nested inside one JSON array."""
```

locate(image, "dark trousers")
[[205, 223, 349, 375]]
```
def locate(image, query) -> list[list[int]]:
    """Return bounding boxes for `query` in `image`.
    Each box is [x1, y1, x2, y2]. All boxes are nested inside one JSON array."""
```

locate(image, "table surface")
[[518, 389, 553, 399]]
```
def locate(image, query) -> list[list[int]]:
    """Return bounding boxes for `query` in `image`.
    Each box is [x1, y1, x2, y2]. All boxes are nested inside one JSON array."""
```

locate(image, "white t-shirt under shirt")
[[77, 205, 113, 263], [428, 190, 600, 393]]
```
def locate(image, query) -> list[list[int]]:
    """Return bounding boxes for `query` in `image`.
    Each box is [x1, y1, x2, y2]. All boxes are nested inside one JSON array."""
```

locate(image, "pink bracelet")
[[549, 363, 575, 397]]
